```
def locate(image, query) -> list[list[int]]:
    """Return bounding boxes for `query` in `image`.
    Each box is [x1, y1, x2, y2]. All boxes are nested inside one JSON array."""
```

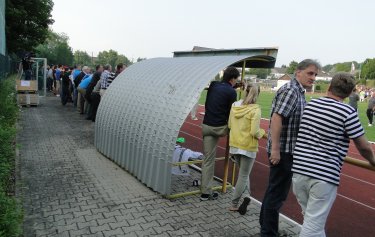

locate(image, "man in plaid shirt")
[[100, 64, 115, 97], [260, 59, 321, 237]]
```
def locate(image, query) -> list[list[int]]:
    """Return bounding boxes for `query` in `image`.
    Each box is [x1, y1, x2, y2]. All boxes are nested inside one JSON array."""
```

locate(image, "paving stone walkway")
[[16, 95, 301, 237]]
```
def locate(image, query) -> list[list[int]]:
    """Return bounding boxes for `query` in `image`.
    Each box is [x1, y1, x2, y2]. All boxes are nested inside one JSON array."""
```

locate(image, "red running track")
[[179, 105, 375, 237]]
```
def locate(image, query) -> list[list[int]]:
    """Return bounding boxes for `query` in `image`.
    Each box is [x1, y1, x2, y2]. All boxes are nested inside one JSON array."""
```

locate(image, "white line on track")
[[183, 121, 375, 186], [337, 194, 375, 211], [181, 121, 375, 210]]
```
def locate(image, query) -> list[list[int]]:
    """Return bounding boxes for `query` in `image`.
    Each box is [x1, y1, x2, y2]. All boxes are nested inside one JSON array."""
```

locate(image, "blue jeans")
[[260, 153, 293, 237]]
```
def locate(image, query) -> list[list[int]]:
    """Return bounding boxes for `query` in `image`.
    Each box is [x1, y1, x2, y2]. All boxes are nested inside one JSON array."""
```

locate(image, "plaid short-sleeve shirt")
[[266, 79, 306, 154]]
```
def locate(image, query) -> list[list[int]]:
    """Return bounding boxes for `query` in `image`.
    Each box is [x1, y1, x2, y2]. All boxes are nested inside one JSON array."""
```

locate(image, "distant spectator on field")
[[359, 90, 365, 102], [190, 101, 199, 120], [366, 91, 375, 126], [292, 73, 375, 237], [348, 88, 360, 111]]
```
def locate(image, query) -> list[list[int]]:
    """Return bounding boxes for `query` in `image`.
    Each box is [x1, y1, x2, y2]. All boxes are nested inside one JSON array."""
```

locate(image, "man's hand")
[[269, 152, 280, 165]]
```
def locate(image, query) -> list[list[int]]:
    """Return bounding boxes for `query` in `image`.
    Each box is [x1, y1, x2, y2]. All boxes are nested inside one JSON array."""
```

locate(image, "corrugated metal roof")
[[173, 47, 278, 68], [95, 53, 278, 195]]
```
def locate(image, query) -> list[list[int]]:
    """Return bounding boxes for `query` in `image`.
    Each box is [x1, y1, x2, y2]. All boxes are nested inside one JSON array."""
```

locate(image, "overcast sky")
[[51, 0, 375, 67]]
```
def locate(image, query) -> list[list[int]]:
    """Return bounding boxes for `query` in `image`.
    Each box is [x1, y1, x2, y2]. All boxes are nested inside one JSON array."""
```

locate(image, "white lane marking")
[[337, 194, 375, 211], [182, 122, 375, 186]]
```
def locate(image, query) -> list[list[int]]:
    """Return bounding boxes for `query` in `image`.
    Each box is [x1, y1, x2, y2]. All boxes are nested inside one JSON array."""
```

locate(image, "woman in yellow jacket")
[[228, 84, 266, 215]]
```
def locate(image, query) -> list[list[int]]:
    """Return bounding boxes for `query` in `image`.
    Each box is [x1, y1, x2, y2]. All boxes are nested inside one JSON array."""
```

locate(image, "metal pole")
[[239, 60, 246, 100], [36, 61, 39, 85], [231, 161, 236, 186], [43, 58, 47, 97]]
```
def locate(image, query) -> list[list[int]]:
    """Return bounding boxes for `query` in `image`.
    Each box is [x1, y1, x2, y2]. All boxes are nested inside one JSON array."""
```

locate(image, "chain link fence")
[[0, 54, 19, 81]]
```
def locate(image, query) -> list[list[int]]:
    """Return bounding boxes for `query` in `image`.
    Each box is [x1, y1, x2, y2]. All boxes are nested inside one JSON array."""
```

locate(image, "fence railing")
[[0, 54, 18, 81], [344, 156, 375, 171]]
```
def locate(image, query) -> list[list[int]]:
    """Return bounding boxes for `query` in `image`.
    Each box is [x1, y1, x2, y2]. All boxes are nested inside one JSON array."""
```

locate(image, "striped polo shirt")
[[292, 97, 364, 186]]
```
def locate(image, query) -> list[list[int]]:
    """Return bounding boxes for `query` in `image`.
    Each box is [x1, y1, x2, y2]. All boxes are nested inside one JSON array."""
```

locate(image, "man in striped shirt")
[[260, 59, 321, 237], [292, 73, 375, 237]]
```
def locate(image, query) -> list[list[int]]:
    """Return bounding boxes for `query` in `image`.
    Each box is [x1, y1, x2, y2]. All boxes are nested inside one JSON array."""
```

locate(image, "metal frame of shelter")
[[94, 48, 278, 197], [32, 57, 48, 97], [18, 57, 48, 96]]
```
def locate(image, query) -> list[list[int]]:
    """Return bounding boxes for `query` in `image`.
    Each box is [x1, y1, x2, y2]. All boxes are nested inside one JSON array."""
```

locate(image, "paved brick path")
[[16, 95, 300, 236]]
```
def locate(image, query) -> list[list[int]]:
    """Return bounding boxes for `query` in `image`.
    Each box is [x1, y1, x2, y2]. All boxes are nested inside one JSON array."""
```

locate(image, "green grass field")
[[199, 90, 375, 141]]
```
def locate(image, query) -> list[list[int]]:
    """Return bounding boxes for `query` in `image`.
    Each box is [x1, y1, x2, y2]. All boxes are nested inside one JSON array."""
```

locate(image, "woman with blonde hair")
[[228, 84, 266, 215]]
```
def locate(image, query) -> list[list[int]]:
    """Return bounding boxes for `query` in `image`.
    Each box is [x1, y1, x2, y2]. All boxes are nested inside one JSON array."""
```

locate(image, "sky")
[[51, 0, 375, 67]]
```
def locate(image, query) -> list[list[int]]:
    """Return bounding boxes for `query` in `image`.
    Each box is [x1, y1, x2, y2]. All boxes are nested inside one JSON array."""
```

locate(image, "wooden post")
[[222, 135, 230, 193]]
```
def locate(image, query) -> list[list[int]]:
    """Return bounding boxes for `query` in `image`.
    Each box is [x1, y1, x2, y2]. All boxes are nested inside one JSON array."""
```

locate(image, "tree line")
[[5, 0, 139, 70], [34, 29, 135, 69], [5, 0, 375, 79], [248, 60, 375, 80]]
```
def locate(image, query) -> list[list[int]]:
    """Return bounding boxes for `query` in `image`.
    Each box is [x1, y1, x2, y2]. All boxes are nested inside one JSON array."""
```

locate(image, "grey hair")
[[297, 59, 322, 71], [104, 64, 112, 70]]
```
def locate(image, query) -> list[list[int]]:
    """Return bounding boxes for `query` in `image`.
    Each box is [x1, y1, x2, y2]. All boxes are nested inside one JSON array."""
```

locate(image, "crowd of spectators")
[[46, 63, 126, 121]]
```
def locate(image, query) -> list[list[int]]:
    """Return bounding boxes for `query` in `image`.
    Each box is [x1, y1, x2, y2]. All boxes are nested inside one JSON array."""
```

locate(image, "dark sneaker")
[[200, 192, 219, 201], [238, 197, 251, 215]]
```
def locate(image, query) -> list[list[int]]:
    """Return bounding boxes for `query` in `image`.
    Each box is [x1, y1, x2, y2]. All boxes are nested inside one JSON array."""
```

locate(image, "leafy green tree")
[[286, 61, 298, 74], [35, 30, 73, 65], [6, 0, 54, 55], [334, 62, 351, 72], [74, 50, 92, 66], [116, 54, 132, 67], [361, 58, 375, 79], [97, 49, 131, 69], [322, 64, 334, 72]]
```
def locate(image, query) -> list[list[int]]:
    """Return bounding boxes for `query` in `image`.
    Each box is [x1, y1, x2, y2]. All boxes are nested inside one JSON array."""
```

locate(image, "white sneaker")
[[369, 123, 373, 127]]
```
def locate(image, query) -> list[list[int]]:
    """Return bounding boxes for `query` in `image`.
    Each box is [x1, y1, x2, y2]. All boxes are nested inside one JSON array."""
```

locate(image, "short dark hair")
[[222, 66, 240, 82], [329, 73, 356, 99], [95, 64, 102, 71], [116, 63, 124, 71]]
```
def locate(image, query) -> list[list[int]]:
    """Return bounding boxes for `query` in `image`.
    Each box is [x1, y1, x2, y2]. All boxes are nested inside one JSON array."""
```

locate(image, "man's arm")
[[353, 135, 375, 166], [269, 113, 283, 165]]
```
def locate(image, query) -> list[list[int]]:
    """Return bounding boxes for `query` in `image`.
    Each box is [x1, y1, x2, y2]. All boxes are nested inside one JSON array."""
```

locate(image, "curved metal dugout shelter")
[[95, 48, 278, 195]]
